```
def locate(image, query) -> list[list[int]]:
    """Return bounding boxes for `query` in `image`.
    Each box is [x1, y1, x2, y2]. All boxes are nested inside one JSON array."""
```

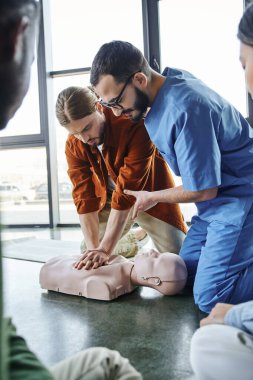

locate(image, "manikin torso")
[[40, 255, 134, 301], [40, 251, 187, 301]]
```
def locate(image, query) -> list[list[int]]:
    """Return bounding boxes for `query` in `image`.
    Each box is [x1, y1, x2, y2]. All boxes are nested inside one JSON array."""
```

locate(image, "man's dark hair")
[[238, 2, 253, 46], [90, 40, 151, 86], [0, 0, 37, 10], [0, 0, 38, 24]]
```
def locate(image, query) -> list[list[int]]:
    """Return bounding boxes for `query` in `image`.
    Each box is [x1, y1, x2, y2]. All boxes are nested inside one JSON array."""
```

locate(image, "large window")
[[159, 0, 245, 222], [0, 148, 49, 225], [0, 0, 144, 227], [0, 0, 248, 227], [50, 0, 144, 224], [49, 0, 144, 71], [159, 0, 246, 115], [53, 74, 91, 223]]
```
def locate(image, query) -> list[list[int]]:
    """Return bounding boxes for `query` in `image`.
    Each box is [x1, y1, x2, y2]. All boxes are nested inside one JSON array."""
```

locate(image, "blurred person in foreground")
[[0, 1, 142, 379]]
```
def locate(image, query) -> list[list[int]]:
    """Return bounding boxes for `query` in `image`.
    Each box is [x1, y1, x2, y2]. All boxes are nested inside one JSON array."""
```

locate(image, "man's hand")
[[200, 303, 234, 327], [124, 189, 157, 219], [74, 248, 109, 270]]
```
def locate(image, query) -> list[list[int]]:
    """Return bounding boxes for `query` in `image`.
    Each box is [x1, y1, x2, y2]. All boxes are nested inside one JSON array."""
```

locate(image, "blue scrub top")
[[145, 68, 253, 226]]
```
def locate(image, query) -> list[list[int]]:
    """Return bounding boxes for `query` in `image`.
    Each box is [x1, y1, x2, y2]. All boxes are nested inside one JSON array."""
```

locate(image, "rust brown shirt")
[[66, 108, 187, 234]]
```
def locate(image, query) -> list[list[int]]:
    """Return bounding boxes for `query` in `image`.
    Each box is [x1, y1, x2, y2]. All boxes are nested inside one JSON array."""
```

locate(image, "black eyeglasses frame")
[[99, 70, 141, 110]]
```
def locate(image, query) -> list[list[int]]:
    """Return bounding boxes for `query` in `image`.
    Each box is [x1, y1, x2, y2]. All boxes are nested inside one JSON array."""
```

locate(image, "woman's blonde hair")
[[55, 86, 97, 127]]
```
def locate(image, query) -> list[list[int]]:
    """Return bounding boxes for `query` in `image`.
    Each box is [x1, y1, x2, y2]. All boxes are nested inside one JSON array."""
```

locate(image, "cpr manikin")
[[40, 250, 187, 301], [131, 250, 187, 295]]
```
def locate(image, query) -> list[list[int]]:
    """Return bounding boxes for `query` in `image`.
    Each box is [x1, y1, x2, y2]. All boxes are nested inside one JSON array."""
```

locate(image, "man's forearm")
[[99, 208, 131, 255], [79, 211, 99, 249], [150, 185, 218, 204]]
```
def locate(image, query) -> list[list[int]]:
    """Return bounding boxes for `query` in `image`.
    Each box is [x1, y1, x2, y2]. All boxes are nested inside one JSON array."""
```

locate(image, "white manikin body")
[[40, 251, 187, 301]]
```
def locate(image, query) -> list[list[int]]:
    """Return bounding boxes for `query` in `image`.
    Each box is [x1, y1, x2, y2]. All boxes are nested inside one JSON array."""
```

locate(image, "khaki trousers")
[[51, 347, 142, 380], [81, 197, 186, 256]]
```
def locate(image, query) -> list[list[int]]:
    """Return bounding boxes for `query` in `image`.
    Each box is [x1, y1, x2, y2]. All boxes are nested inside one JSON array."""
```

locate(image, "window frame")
[[1, 0, 249, 228]]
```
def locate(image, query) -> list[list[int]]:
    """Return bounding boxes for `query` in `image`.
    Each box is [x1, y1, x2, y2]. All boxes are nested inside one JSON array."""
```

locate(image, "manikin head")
[[56, 86, 106, 147], [90, 41, 151, 123], [0, 0, 39, 130], [40, 251, 187, 301], [132, 250, 187, 295], [238, 2, 253, 98]]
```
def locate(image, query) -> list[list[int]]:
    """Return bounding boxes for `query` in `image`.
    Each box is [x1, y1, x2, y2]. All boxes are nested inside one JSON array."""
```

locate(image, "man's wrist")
[[149, 191, 159, 204], [97, 246, 111, 257], [85, 242, 99, 250]]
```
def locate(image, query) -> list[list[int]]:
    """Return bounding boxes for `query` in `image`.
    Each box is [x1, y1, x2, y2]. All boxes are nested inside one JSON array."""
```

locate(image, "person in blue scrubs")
[[90, 40, 253, 313]]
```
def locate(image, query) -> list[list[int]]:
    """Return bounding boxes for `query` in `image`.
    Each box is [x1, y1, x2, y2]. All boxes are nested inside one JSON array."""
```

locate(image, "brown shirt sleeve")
[[65, 137, 102, 214], [111, 122, 155, 210]]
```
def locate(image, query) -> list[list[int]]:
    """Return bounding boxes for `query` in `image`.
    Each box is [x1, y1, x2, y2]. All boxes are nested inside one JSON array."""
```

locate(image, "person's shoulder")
[[164, 67, 222, 106], [164, 67, 197, 81], [66, 134, 81, 148], [66, 135, 89, 156]]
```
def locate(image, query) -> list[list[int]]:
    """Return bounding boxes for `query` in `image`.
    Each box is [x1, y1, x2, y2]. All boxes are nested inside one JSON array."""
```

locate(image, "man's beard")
[[89, 123, 105, 146], [96, 120, 106, 145], [130, 87, 149, 122], [97, 129, 105, 145]]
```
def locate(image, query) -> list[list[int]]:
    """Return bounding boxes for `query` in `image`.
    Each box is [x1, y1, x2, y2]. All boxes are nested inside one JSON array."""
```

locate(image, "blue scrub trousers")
[[180, 204, 253, 313]]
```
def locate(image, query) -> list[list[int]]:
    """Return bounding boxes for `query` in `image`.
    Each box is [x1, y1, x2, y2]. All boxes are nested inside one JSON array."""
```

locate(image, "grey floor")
[[3, 228, 200, 380]]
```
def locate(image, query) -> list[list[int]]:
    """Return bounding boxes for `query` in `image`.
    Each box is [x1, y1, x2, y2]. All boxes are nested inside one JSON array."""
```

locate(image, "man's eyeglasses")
[[99, 70, 141, 110]]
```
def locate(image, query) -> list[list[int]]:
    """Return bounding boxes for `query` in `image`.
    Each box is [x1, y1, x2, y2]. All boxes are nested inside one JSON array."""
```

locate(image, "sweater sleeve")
[[8, 319, 54, 380], [111, 123, 155, 210], [224, 301, 253, 335], [65, 138, 101, 214]]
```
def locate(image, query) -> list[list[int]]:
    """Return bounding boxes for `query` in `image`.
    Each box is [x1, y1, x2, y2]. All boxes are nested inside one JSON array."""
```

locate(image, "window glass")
[[0, 148, 49, 225], [53, 74, 91, 223], [0, 59, 41, 138], [50, 0, 144, 70], [159, 0, 245, 223], [159, 0, 246, 115]]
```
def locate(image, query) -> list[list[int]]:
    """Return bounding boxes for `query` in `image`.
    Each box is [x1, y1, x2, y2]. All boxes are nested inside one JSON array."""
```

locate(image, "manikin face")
[[239, 42, 253, 99], [94, 73, 150, 123], [67, 108, 106, 147], [134, 250, 187, 286]]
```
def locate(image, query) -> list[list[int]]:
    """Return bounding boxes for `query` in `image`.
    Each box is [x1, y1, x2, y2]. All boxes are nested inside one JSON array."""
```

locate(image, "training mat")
[[2, 237, 81, 263]]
